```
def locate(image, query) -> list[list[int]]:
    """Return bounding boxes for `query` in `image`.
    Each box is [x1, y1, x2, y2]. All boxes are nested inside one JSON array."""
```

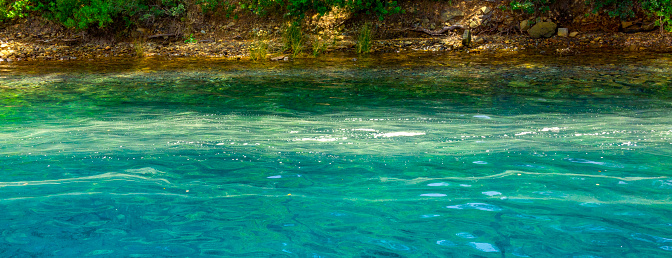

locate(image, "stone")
[[441, 9, 465, 22], [621, 21, 634, 29], [642, 22, 657, 31], [480, 6, 492, 14], [520, 20, 531, 31], [528, 21, 557, 38], [462, 29, 471, 47], [470, 16, 485, 29], [557, 28, 568, 37], [569, 31, 579, 38], [473, 37, 485, 44]]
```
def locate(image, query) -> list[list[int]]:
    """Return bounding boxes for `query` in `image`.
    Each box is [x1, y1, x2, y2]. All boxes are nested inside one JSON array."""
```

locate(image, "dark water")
[[1, 53, 672, 257]]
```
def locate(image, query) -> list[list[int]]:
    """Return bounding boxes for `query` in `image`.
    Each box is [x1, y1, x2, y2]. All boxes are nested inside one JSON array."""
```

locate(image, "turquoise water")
[[1, 53, 672, 257]]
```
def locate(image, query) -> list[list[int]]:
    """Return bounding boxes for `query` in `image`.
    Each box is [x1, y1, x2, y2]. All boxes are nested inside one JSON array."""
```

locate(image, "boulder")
[[569, 31, 579, 38], [480, 6, 492, 14], [528, 21, 557, 38]]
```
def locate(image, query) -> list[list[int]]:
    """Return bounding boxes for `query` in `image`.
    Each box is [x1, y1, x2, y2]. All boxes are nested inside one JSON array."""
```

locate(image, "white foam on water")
[[267, 175, 282, 179], [446, 203, 502, 212], [473, 161, 488, 165], [420, 193, 447, 197], [374, 132, 425, 138], [420, 214, 441, 218], [515, 131, 535, 136], [473, 115, 491, 119], [482, 191, 502, 196], [541, 127, 563, 132], [456, 232, 477, 239], [297, 137, 342, 142], [469, 242, 500, 252], [460, 184, 472, 187], [428, 182, 450, 186], [436, 240, 456, 246], [352, 128, 376, 131]]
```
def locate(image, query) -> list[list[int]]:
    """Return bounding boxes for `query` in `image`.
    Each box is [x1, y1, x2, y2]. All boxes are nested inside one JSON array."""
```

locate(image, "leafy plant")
[[505, 0, 553, 14], [239, 0, 402, 21], [0, 0, 32, 22], [589, 0, 637, 18], [184, 33, 197, 43], [356, 22, 372, 54], [643, 0, 672, 32]]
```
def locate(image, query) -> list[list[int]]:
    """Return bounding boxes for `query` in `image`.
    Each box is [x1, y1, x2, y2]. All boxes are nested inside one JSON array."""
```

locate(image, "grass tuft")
[[249, 29, 269, 61], [356, 22, 372, 55], [283, 22, 304, 57]]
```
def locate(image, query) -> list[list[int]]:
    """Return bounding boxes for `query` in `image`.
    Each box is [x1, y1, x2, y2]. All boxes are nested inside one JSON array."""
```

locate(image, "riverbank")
[[1, 0, 671, 62], [1, 31, 670, 62]]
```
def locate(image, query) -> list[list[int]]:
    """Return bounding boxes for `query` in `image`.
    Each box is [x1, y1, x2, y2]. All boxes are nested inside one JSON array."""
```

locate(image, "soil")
[[1, 0, 671, 62]]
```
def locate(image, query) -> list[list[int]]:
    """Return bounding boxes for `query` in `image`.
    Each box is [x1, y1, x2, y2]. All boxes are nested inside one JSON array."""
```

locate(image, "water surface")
[[2, 53, 672, 257]]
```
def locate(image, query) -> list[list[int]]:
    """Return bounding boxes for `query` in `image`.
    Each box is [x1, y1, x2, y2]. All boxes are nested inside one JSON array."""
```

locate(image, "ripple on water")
[[446, 203, 502, 212], [473, 161, 488, 165], [420, 193, 447, 197], [473, 115, 492, 119], [456, 232, 477, 239], [436, 240, 457, 247], [427, 182, 450, 186], [482, 191, 502, 196], [468, 242, 500, 253]]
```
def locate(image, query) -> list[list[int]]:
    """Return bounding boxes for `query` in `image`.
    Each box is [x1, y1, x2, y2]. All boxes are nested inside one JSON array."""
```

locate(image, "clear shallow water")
[[1, 53, 672, 257]]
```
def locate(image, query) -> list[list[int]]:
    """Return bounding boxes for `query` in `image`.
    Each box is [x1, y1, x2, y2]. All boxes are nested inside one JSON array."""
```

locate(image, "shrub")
[[643, 0, 672, 32], [0, 0, 32, 22], [589, 0, 637, 18], [239, 0, 402, 21], [504, 0, 553, 14]]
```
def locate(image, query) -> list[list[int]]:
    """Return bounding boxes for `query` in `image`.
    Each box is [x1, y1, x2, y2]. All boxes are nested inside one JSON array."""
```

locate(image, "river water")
[[1, 53, 672, 257]]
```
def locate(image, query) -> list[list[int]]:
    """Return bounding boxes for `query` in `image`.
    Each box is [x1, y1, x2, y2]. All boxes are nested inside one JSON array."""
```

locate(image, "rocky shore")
[[2, 0, 672, 62], [1, 30, 670, 63]]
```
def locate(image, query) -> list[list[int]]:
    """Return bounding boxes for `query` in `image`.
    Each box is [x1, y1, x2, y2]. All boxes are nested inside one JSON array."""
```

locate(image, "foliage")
[[27, 0, 188, 30], [589, 0, 637, 18], [504, 0, 553, 14], [282, 21, 303, 57], [642, 0, 672, 32], [197, 0, 236, 17], [184, 33, 197, 43], [239, 0, 402, 21], [0, 0, 32, 22], [356, 22, 372, 54]]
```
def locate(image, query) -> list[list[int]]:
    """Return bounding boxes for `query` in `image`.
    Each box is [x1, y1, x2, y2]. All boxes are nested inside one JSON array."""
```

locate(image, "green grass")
[[356, 22, 372, 55], [249, 29, 269, 61], [283, 22, 303, 57]]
